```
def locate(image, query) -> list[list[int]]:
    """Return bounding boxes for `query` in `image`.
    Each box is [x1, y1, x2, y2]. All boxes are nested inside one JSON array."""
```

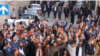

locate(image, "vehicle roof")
[[23, 13, 37, 15], [27, 8, 38, 10]]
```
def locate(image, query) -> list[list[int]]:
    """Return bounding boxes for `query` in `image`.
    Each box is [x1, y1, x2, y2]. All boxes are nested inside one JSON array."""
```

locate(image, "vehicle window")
[[31, 5, 40, 8], [22, 14, 35, 19], [27, 9, 37, 14]]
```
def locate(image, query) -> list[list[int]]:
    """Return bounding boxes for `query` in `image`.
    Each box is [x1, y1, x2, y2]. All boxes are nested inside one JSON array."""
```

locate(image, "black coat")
[[53, 6, 58, 12], [86, 44, 94, 55], [11, 53, 24, 56], [28, 42, 36, 56], [47, 5, 52, 12], [63, 7, 69, 14], [18, 46, 27, 56], [76, 46, 84, 56], [87, 9, 92, 16], [78, 12, 84, 19], [42, 6, 47, 13], [71, 11, 75, 23]]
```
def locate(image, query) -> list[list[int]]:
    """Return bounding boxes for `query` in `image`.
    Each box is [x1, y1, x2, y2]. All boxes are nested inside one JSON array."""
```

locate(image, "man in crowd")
[[10, 8, 16, 19], [53, 4, 58, 18], [18, 7, 23, 18]]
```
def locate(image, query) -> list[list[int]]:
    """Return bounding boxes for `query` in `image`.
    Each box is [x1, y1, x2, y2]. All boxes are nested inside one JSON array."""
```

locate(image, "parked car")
[[21, 13, 36, 19], [30, 4, 42, 15], [73, 3, 84, 14], [26, 8, 42, 19], [8, 13, 36, 29]]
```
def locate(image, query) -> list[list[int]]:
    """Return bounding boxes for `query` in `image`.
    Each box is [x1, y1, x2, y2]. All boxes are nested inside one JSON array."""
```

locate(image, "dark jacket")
[[47, 5, 52, 12], [42, 6, 47, 13], [63, 7, 69, 15], [18, 46, 27, 56], [86, 44, 94, 55], [87, 9, 92, 16], [11, 53, 24, 56], [76, 46, 84, 56], [78, 12, 84, 19], [28, 42, 36, 56], [0, 50, 3, 56], [53, 6, 58, 12], [3, 46, 12, 56]]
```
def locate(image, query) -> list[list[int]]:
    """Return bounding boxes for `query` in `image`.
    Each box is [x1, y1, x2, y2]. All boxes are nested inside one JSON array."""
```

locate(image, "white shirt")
[[44, 7, 46, 11], [24, 10, 27, 13], [13, 11, 16, 17], [11, 11, 16, 17], [19, 47, 25, 56], [54, 7, 57, 11], [36, 48, 42, 56], [78, 47, 82, 56], [7, 38, 11, 42], [51, 39, 54, 43]]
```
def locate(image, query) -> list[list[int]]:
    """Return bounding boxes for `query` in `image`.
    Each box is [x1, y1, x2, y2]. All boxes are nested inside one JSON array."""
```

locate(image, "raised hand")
[[13, 20, 15, 23], [29, 16, 31, 20], [85, 26, 88, 30], [56, 17, 59, 21], [0, 25, 2, 29], [65, 18, 68, 22]]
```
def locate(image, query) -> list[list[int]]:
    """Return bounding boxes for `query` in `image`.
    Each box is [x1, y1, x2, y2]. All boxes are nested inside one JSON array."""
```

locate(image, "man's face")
[[12, 26, 15, 30], [13, 37, 17, 42], [15, 50, 19, 54], [6, 43, 10, 48], [20, 8, 22, 10], [53, 43, 57, 47], [46, 44, 50, 49], [51, 35, 54, 39], [8, 28, 10, 31], [16, 30, 19, 34], [57, 40, 61, 44], [19, 43, 23, 47], [61, 23, 64, 26], [7, 34, 10, 38], [35, 39, 39, 44], [98, 42, 100, 45], [71, 43, 75, 47], [35, 27, 38, 31], [79, 42, 82, 46], [88, 40, 92, 45], [38, 43, 41, 48], [73, 29, 76, 32], [5, 21, 8, 23]]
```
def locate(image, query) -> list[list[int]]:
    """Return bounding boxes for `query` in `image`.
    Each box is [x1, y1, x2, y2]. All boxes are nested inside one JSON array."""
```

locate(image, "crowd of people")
[[0, 1, 100, 56]]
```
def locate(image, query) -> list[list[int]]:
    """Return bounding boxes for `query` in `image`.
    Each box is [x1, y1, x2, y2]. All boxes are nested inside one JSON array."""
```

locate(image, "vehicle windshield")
[[31, 5, 40, 8], [27, 9, 37, 14], [22, 14, 35, 19], [74, 4, 83, 8], [77, 0, 83, 2]]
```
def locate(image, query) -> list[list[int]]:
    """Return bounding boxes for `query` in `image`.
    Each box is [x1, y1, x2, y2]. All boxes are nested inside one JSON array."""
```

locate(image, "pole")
[[3, 0, 5, 24]]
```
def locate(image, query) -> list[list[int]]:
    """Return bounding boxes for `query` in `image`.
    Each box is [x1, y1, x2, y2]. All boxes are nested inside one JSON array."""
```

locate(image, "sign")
[[0, 5, 9, 15]]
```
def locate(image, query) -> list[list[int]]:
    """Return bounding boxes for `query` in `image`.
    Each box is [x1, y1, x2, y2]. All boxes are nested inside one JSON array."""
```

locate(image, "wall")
[[0, 1, 30, 25]]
